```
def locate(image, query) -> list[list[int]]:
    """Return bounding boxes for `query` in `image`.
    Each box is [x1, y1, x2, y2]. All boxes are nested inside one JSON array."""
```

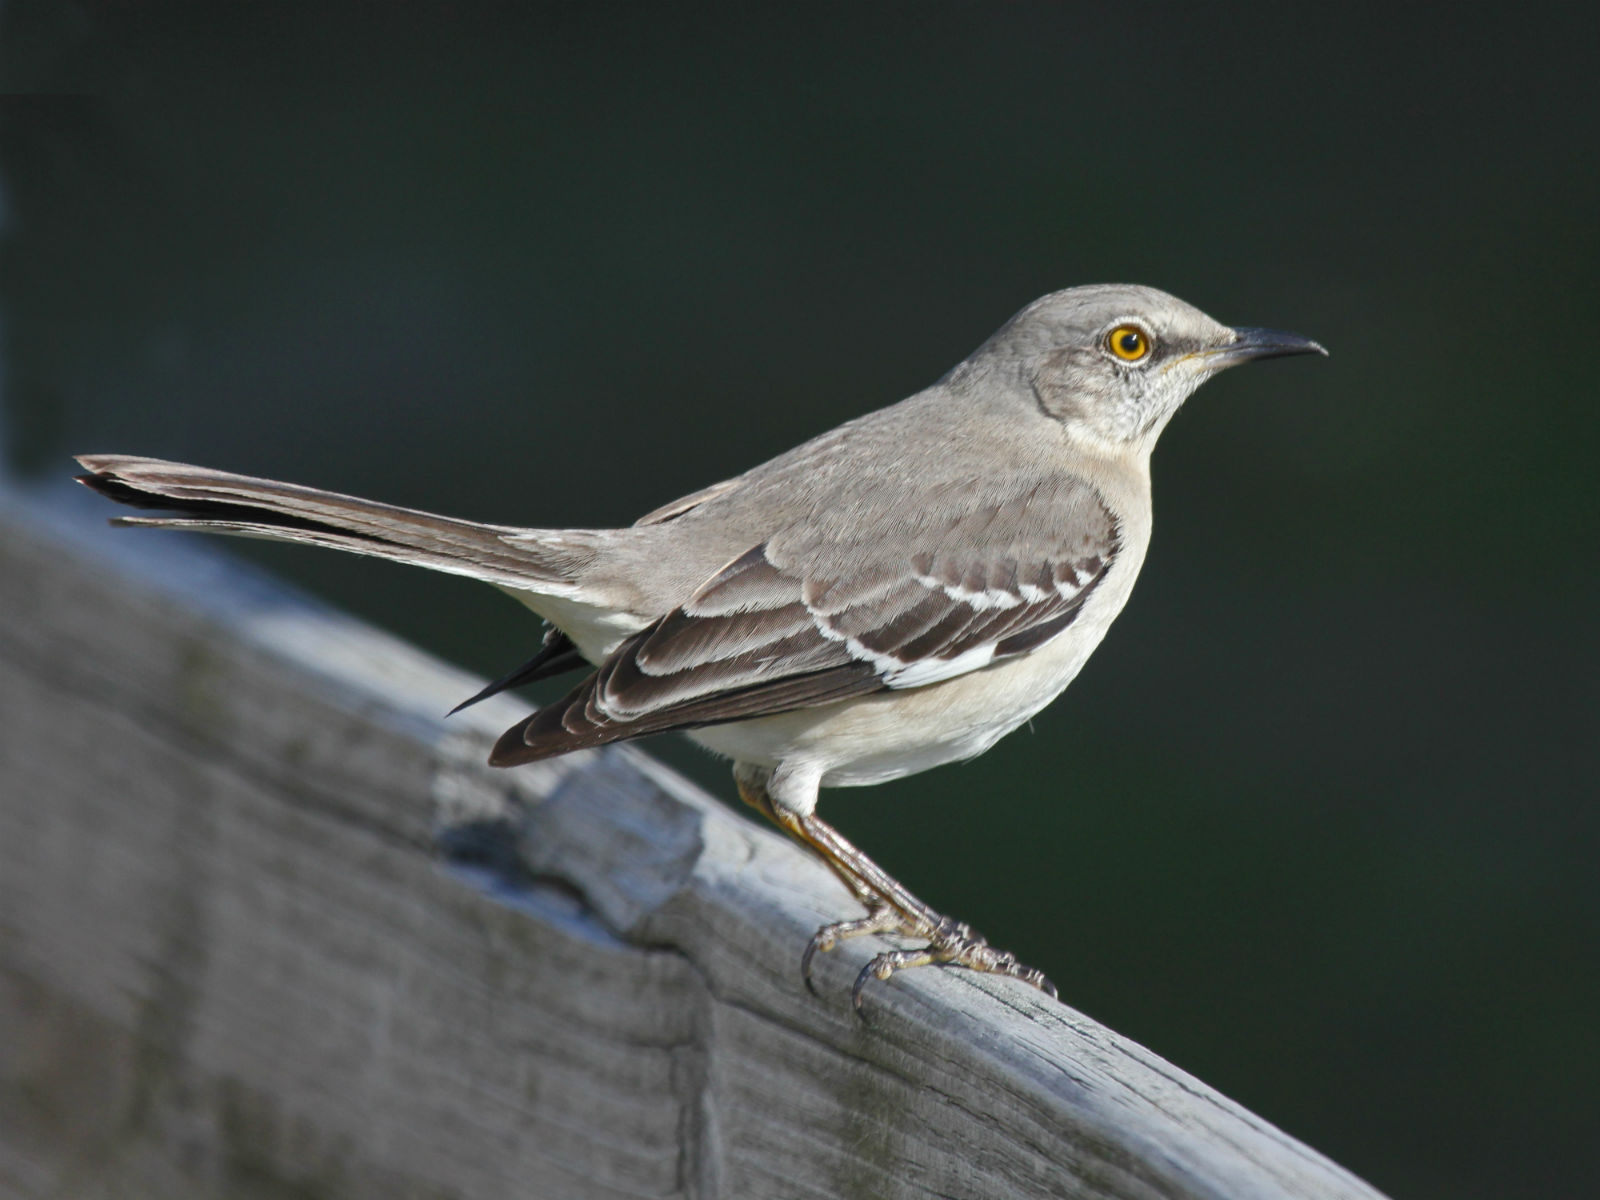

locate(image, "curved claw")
[[800, 929, 834, 996], [852, 946, 938, 1014], [851, 970, 873, 1016], [851, 954, 898, 1016], [801, 903, 913, 995]]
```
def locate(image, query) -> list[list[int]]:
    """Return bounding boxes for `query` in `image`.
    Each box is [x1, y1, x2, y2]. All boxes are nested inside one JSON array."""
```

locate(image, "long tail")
[[74, 454, 596, 594]]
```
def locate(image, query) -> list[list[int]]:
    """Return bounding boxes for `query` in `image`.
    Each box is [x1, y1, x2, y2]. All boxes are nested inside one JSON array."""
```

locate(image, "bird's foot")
[[802, 900, 1057, 1013], [742, 778, 1058, 1012], [848, 915, 1058, 1014], [801, 900, 922, 994]]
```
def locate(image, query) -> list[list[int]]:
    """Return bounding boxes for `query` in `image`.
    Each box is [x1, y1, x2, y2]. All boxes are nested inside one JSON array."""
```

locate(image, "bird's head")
[[968, 283, 1325, 455]]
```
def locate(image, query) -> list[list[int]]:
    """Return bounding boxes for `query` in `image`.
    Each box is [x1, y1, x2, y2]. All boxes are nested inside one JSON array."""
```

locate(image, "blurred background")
[[2, 4, 1595, 1196]]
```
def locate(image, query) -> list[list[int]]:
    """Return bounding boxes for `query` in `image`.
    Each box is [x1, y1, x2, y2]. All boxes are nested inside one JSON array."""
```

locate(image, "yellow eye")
[[1106, 324, 1151, 362]]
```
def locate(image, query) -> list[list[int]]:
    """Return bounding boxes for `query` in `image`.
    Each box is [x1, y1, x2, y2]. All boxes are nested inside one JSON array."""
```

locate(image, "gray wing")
[[491, 476, 1119, 764]]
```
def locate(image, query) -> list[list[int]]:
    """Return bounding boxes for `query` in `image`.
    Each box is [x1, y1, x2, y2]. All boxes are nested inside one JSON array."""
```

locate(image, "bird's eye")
[[1106, 324, 1152, 363]]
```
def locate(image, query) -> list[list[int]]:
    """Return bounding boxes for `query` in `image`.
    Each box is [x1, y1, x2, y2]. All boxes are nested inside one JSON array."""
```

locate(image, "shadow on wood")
[[0, 482, 1388, 1199]]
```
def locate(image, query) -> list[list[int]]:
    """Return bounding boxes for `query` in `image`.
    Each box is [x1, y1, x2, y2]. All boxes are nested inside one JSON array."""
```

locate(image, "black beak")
[[1218, 326, 1328, 364]]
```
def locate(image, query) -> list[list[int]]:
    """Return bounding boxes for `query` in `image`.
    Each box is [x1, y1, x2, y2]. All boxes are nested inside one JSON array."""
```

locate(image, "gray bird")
[[77, 283, 1325, 1009]]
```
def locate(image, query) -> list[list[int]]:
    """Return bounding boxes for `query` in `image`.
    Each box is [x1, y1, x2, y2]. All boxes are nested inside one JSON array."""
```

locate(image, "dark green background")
[[4, 5, 1596, 1197]]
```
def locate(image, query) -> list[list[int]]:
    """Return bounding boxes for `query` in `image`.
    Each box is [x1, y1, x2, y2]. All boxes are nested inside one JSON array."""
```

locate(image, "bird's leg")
[[736, 771, 922, 979], [735, 771, 881, 906], [735, 771, 902, 992], [735, 768, 1057, 1009], [786, 807, 1059, 1009], [779, 809, 943, 994]]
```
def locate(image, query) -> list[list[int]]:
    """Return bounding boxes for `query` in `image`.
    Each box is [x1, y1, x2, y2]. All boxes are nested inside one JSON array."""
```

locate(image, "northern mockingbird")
[[77, 284, 1324, 1009]]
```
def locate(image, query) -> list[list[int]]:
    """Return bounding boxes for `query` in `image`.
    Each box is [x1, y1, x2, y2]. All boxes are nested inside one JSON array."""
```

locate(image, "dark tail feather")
[[448, 630, 587, 715]]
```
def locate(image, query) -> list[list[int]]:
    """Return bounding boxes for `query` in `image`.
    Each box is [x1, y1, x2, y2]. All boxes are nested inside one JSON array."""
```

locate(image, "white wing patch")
[[913, 574, 1025, 611], [810, 560, 1102, 691], [884, 642, 999, 687]]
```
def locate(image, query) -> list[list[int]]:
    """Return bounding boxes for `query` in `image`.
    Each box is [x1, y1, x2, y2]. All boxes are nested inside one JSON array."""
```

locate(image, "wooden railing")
[[0, 481, 1388, 1200]]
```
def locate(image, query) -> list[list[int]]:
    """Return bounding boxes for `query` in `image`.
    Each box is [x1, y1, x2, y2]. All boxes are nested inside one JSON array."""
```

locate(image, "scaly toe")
[[980, 952, 1059, 998], [801, 903, 922, 994], [850, 922, 1058, 1013]]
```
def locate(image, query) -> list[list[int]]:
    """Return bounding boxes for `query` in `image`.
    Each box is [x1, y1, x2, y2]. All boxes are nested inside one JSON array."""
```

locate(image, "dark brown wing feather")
[[491, 656, 880, 765]]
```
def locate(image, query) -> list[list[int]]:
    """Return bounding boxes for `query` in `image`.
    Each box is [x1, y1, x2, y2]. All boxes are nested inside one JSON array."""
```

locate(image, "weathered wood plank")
[[0, 482, 1388, 1200]]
